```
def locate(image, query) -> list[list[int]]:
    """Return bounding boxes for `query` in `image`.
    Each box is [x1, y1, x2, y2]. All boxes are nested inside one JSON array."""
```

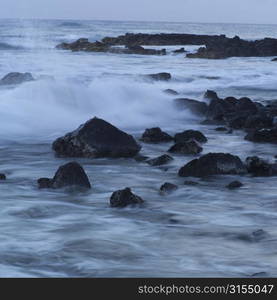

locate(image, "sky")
[[0, 0, 276, 24]]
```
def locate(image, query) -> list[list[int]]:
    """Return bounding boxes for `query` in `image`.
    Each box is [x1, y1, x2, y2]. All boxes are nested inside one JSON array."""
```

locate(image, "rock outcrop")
[[52, 117, 141, 158]]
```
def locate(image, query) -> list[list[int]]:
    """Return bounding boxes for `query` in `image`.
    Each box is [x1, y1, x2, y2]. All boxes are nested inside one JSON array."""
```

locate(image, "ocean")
[[0, 19, 277, 277]]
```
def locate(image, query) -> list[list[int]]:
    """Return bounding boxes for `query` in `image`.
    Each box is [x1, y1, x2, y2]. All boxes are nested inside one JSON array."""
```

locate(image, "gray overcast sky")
[[0, 0, 276, 24]]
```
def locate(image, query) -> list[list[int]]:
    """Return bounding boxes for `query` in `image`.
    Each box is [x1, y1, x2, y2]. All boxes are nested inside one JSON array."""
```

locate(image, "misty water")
[[1, 19, 277, 277]]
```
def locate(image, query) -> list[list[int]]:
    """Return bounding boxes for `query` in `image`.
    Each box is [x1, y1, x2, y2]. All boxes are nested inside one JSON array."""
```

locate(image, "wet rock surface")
[[110, 187, 144, 208], [140, 127, 173, 143], [178, 153, 246, 177], [146, 154, 173, 166], [168, 139, 203, 155], [52, 117, 141, 158], [38, 162, 91, 189]]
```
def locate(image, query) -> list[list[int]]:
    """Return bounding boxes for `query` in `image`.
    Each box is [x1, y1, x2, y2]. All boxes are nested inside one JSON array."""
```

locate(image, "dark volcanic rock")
[[174, 130, 208, 144], [146, 72, 171, 81], [0, 72, 34, 85], [226, 181, 243, 189], [178, 153, 246, 177], [173, 47, 186, 53], [140, 127, 173, 143], [187, 36, 277, 59], [101, 33, 228, 46], [245, 128, 277, 144], [110, 187, 144, 208], [0, 173, 6, 180], [174, 98, 208, 116], [52, 117, 141, 158], [168, 139, 203, 155], [146, 154, 173, 166], [56, 38, 166, 55], [204, 90, 220, 101], [38, 162, 91, 189], [245, 156, 277, 176], [160, 182, 178, 194], [164, 89, 179, 95], [37, 178, 52, 189], [272, 58, 277, 61]]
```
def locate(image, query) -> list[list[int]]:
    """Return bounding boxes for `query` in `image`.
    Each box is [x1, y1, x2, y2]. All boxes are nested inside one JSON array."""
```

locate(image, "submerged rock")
[[38, 162, 91, 189], [272, 58, 277, 62], [226, 181, 243, 189], [168, 139, 203, 155], [174, 98, 208, 116], [0, 173, 6, 180], [52, 117, 141, 158], [134, 154, 149, 162], [110, 187, 144, 208], [146, 154, 173, 166], [174, 130, 208, 144], [178, 153, 246, 177], [173, 47, 186, 53], [164, 89, 179, 95], [245, 156, 277, 176], [245, 128, 277, 144], [140, 127, 173, 143], [160, 182, 178, 194], [146, 72, 171, 81], [0, 72, 34, 85]]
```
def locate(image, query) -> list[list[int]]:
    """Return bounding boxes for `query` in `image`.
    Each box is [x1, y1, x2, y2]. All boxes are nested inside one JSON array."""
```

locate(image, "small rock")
[[140, 127, 173, 143], [173, 47, 186, 53], [184, 181, 199, 185], [147, 154, 173, 166], [38, 162, 91, 189], [245, 128, 277, 144], [174, 130, 208, 144], [215, 127, 228, 131], [245, 156, 277, 177], [110, 187, 144, 208], [168, 139, 203, 155], [164, 89, 179, 95], [226, 181, 243, 189], [0, 72, 34, 85], [147, 72, 171, 81], [134, 154, 149, 162], [0, 173, 6, 180], [160, 182, 178, 194]]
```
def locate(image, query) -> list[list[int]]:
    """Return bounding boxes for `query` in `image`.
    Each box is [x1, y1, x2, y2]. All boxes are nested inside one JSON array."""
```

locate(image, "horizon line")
[[0, 17, 277, 26]]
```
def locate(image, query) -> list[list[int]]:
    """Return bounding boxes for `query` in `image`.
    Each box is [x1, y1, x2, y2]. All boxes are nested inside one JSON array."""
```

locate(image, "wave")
[[0, 77, 191, 142], [0, 43, 24, 50]]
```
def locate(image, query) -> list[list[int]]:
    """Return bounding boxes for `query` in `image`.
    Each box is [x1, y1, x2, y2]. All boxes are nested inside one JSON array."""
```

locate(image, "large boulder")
[[168, 139, 203, 155], [140, 127, 173, 143], [178, 153, 246, 177], [110, 188, 144, 208], [38, 162, 91, 189], [245, 128, 277, 144], [0, 72, 34, 85], [52, 117, 141, 158], [174, 130, 207, 144]]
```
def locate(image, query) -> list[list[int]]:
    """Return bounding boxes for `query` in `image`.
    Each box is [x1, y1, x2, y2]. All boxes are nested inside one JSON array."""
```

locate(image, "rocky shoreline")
[[56, 32, 277, 59], [2, 67, 277, 208]]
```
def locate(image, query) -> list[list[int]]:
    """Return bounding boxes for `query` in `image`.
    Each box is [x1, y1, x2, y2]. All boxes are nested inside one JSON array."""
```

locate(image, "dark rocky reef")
[[178, 153, 246, 177], [140, 127, 173, 143], [110, 187, 144, 208], [187, 36, 277, 59], [52, 117, 141, 158], [56, 38, 166, 55], [101, 32, 228, 46], [0, 72, 34, 85], [246, 156, 277, 177], [38, 161, 91, 189]]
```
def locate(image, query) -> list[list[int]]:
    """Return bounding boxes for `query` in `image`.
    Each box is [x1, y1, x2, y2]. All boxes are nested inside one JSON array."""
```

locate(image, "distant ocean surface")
[[0, 19, 277, 277]]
